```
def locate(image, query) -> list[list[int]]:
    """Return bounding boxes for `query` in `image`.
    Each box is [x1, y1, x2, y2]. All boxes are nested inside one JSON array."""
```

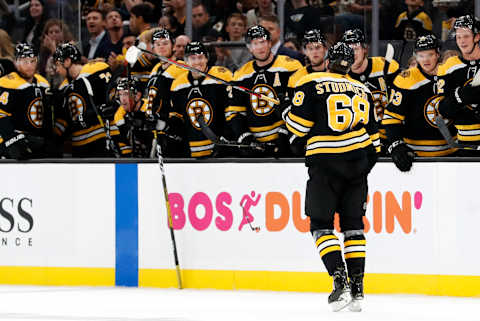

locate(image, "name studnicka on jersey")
[[315, 81, 367, 99]]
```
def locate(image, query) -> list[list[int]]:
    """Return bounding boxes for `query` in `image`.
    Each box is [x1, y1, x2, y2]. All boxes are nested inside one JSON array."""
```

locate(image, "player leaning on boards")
[[382, 34, 456, 172], [285, 42, 380, 312], [0, 43, 52, 160], [170, 42, 233, 158], [53, 42, 121, 157], [226, 25, 302, 157], [342, 28, 400, 153], [437, 15, 480, 155]]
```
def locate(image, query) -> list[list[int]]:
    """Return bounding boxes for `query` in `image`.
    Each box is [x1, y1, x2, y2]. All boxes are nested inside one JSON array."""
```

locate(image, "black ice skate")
[[349, 274, 364, 312], [328, 266, 352, 312]]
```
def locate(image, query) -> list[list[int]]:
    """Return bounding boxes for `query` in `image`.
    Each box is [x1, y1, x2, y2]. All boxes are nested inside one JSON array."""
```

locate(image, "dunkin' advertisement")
[[138, 162, 480, 275]]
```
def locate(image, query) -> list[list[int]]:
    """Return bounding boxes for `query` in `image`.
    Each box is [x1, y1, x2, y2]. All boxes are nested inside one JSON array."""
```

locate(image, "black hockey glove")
[[388, 140, 415, 172], [275, 94, 291, 121], [453, 86, 480, 106], [98, 104, 116, 120], [4, 133, 33, 160]]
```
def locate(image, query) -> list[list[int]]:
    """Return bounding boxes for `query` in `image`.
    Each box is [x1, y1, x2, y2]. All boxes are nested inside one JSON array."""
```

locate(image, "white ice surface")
[[0, 286, 478, 321]]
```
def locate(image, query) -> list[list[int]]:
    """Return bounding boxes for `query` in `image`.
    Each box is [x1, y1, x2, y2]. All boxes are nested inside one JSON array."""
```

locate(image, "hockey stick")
[[195, 114, 269, 151], [79, 77, 121, 158], [153, 131, 183, 289], [383, 43, 395, 101], [126, 45, 280, 105], [435, 114, 480, 150]]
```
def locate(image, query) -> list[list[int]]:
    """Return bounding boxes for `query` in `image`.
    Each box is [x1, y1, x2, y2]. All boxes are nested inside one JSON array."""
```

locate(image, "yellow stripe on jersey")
[[369, 57, 400, 76], [383, 109, 405, 121], [190, 139, 213, 147], [315, 234, 338, 247], [286, 112, 314, 137], [79, 61, 109, 76], [320, 246, 342, 257], [288, 66, 309, 89], [250, 120, 284, 133], [437, 56, 464, 76], [0, 72, 49, 89], [404, 138, 456, 156], [225, 106, 247, 121], [295, 71, 368, 90], [395, 11, 407, 28], [417, 11, 433, 31], [271, 55, 303, 72], [306, 128, 372, 155], [455, 124, 480, 130], [250, 120, 284, 142], [233, 61, 255, 81], [393, 67, 429, 90]]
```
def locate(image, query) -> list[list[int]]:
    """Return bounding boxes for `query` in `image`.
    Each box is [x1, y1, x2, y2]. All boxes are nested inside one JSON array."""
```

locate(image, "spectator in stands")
[[259, 15, 305, 63], [246, 0, 277, 28], [284, 36, 301, 52], [174, 35, 191, 60], [163, 0, 186, 35], [0, 29, 15, 77], [129, 3, 156, 36], [407, 55, 417, 68], [0, 0, 15, 34], [23, 0, 49, 52], [159, 14, 182, 38], [82, 9, 114, 60], [105, 9, 124, 54], [440, 49, 459, 63], [39, 19, 74, 85], [394, 0, 433, 42], [192, 1, 215, 41], [215, 13, 251, 71], [286, 0, 333, 39]]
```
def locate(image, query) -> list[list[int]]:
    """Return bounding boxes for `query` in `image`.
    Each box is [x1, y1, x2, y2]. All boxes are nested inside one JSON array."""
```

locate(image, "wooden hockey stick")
[[126, 45, 280, 105]]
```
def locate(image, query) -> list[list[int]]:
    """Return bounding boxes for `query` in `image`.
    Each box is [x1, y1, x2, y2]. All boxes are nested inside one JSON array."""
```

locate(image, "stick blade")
[[385, 43, 394, 63], [125, 46, 142, 66]]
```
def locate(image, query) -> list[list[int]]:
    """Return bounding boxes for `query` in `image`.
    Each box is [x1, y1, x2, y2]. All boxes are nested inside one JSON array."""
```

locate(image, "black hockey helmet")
[[15, 43, 36, 60], [454, 15, 480, 34], [326, 42, 354, 74], [53, 43, 82, 64], [116, 77, 142, 95], [302, 29, 327, 48], [245, 25, 271, 44], [184, 41, 209, 59], [152, 28, 175, 44], [414, 34, 441, 53], [341, 28, 366, 45]]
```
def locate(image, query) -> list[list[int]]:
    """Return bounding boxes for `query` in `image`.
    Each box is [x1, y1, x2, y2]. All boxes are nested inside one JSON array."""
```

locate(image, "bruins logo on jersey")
[[371, 90, 388, 119], [186, 98, 213, 130], [250, 84, 277, 117], [68, 93, 86, 120], [424, 95, 452, 128], [28, 97, 43, 128]]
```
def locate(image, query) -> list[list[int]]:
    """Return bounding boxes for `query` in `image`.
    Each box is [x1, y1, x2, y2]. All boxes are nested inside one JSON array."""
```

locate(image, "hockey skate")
[[349, 274, 364, 312], [328, 266, 352, 312]]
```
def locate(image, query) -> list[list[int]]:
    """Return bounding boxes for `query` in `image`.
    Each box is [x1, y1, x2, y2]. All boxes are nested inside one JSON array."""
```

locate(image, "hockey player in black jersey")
[[437, 15, 480, 155], [342, 28, 400, 152], [170, 42, 233, 158], [0, 43, 51, 159], [286, 42, 380, 312], [53, 42, 121, 157], [383, 34, 456, 172], [226, 25, 302, 157]]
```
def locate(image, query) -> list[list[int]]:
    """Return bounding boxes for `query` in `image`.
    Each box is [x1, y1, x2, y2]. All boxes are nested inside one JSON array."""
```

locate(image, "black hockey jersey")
[[437, 55, 480, 144], [0, 72, 50, 142], [287, 65, 320, 98], [286, 72, 380, 165], [170, 66, 233, 158], [226, 55, 302, 142], [394, 8, 433, 41], [130, 53, 159, 94], [65, 61, 120, 148], [146, 60, 187, 116], [382, 67, 457, 156]]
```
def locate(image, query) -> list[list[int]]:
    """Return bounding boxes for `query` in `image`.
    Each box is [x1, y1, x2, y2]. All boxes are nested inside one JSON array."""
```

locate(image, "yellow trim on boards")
[[0, 266, 114, 286], [139, 269, 480, 297]]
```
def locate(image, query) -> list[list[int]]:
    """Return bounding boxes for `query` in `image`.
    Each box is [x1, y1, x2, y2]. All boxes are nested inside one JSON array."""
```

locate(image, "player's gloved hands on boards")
[[388, 140, 415, 172], [238, 132, 262, 156], [276, 93, 291, 121], [4, 133, 33, 160]]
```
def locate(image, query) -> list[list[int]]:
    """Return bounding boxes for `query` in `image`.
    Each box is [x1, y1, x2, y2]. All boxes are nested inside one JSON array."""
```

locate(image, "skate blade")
[[348, 298, 362, 312], [330, 292, 352, 312]]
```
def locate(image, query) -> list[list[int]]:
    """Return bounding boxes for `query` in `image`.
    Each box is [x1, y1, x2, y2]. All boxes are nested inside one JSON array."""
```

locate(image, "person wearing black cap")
[[225, 24, 302, 157], [0, 43, 51, 159], [382, 34, 456, 172], [285, 42, 379, 312], [167, 41, 233, 158]]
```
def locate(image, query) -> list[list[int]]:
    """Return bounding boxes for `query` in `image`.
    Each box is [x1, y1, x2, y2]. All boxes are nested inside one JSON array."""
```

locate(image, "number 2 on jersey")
[[327, 94, 369, 132]]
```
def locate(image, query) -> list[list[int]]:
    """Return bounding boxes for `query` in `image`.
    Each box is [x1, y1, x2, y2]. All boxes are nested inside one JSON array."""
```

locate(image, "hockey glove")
[[98, 104, 116, 120], [388, 140, 415, 172], [275, 94, 291, 122], [4, 133, 33, 160], [453, 85, 480, 105]]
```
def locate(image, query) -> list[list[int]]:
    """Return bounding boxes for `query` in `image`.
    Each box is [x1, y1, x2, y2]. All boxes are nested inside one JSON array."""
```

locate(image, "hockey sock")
[[343, 230, 366, 278], [312, 229, 344, 275]]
